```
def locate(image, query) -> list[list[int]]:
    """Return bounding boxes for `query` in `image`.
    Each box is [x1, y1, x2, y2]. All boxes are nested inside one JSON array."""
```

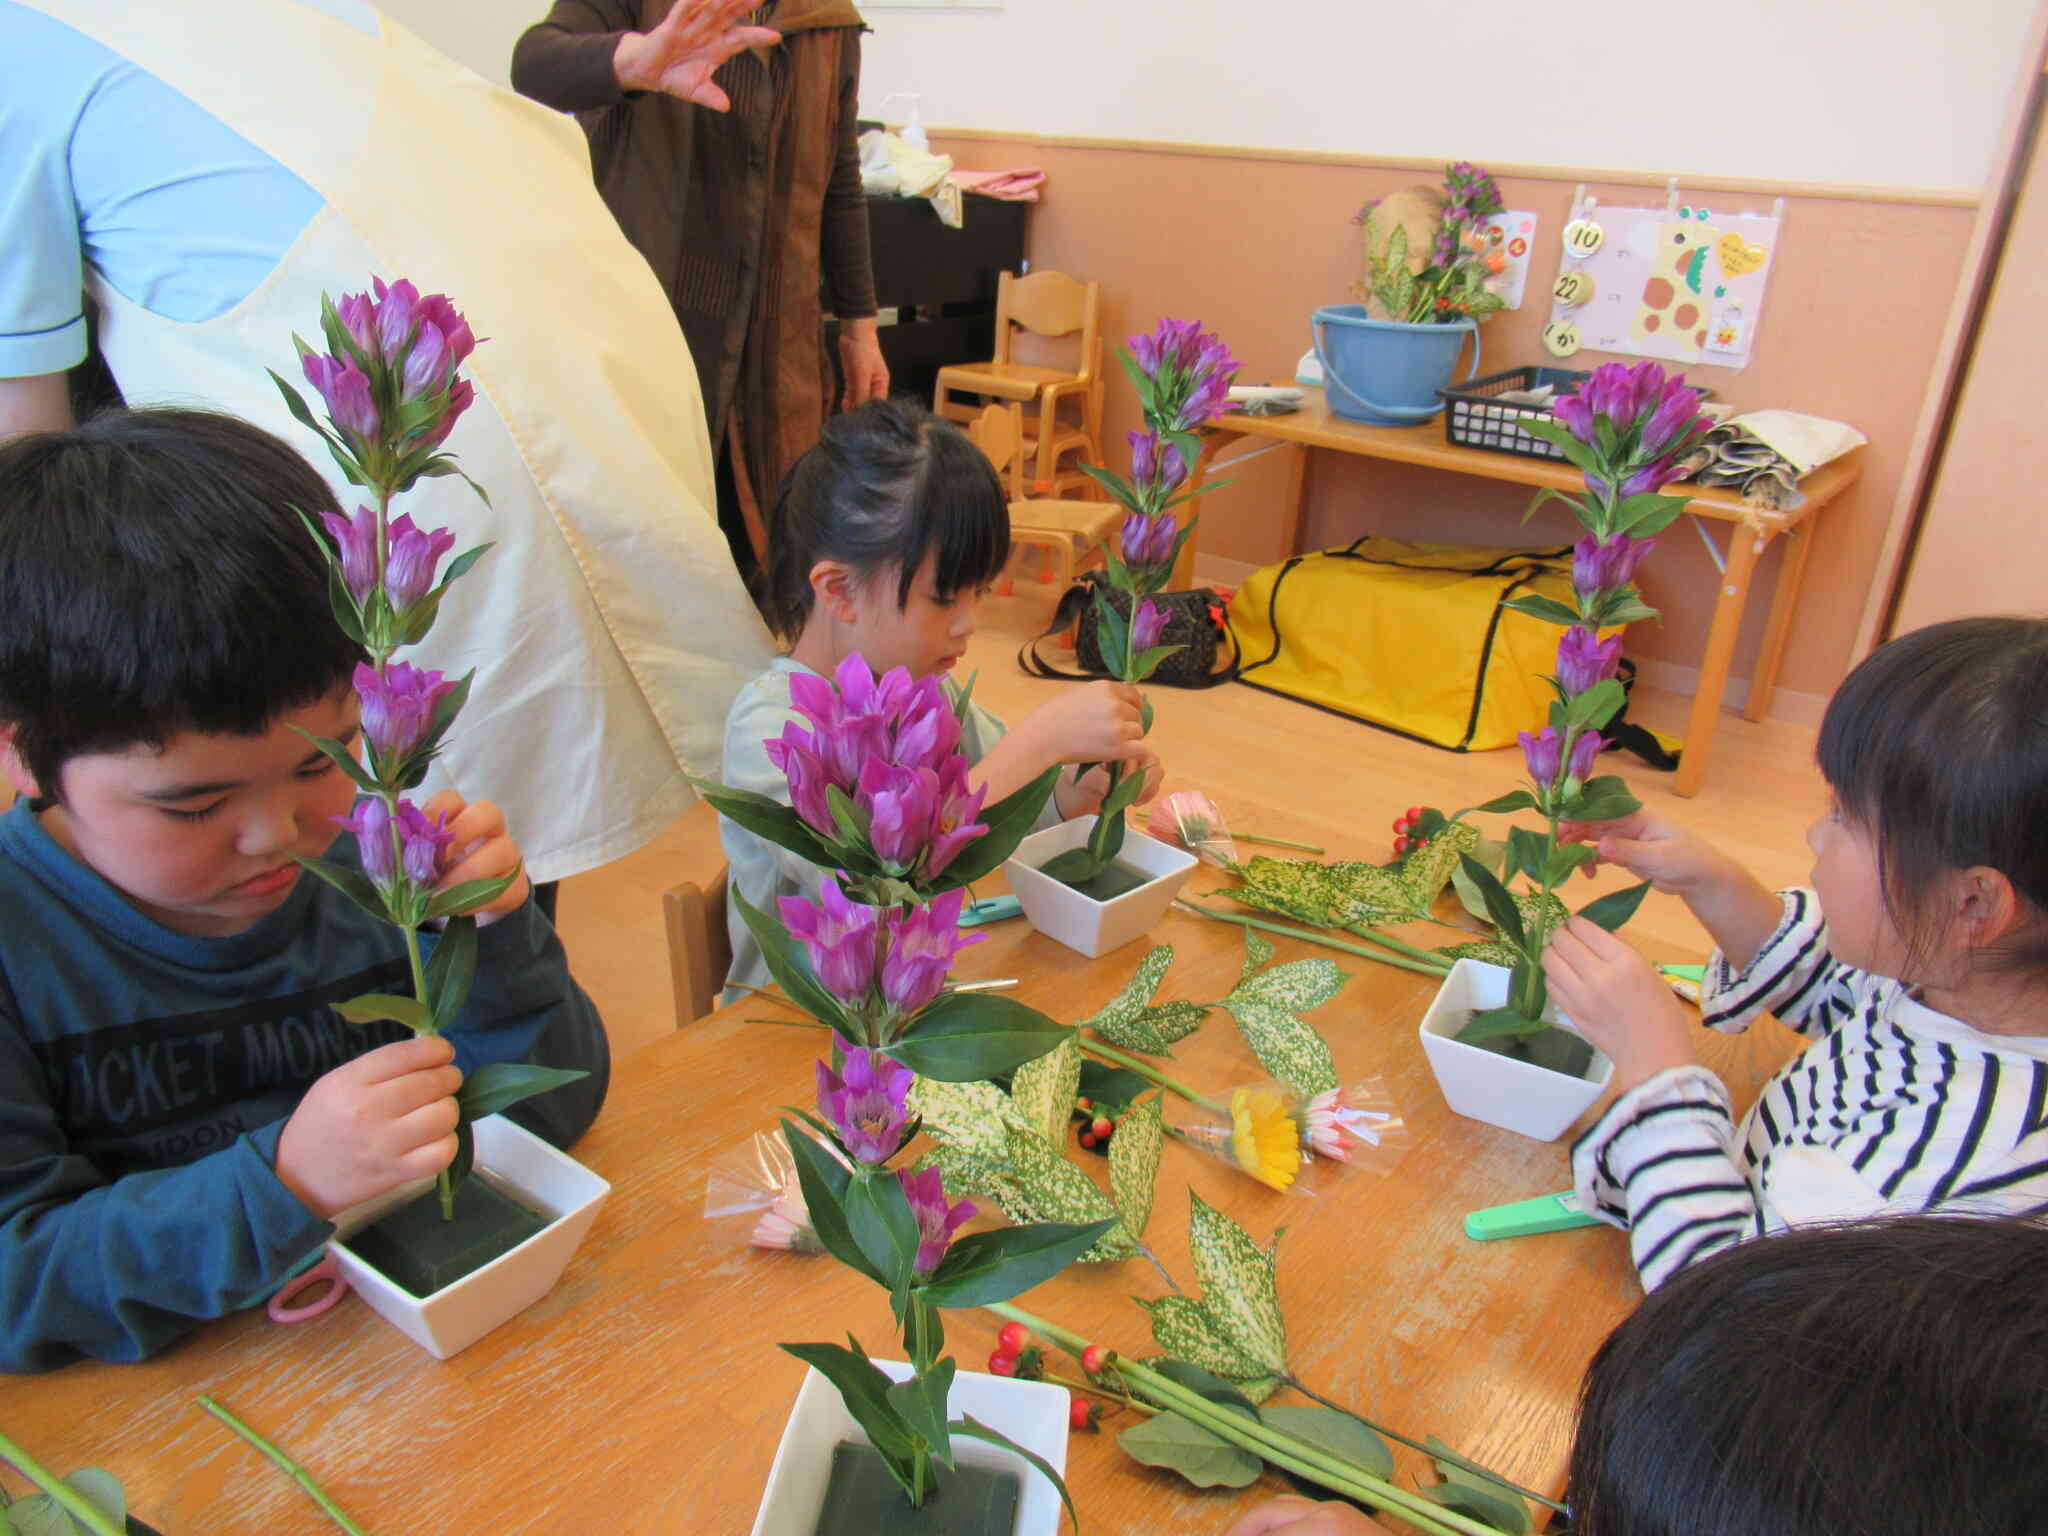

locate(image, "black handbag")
[[1016, 572, 1238, 689]]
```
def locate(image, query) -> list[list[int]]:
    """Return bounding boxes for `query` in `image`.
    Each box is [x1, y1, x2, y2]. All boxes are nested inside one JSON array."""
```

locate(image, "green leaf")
[[888, 995, 1070, 1082], [1103, 1001, 1209, 1056], [422, 870, 519, 922], [933, 766, 1063, 888], [5, 1468, 126, 1536], [1116, 1411, 1263, 1488], [1422, 1436, 1532, 1535], [951, 1415, 1084, 1530], [1464, 790, 1538, 816], [919, 1217, 1114, 1308], [1577, 878, 1653, 932], [1450, 836, 1509, 925], [1008, 1034, 1082, 1145], [1505, 826, 1550, 885], [1456, 1004, 1547, 1043], [685, 776, 847, 874], [973, 1127, 1133, 1262], [1400, 819, 1481, 908], [457, 1061, 587, 1123], [1037, 846, 1106, 885], [1142, 1295, 1270, 1381], [1612, 491, 1688, 538], [332, 992, 432, 1032], [885, 1357, 955, 1458], [1259, 1405, 1395, 1481], [1078, 945, 1174, 1036], [729, 885, 855, 1035], [1564, 678, 1627, 732], [1130, 643, 1186, 681], [294, 852, 389, 922], [1218, 998, 1340, 1098], [1078, 1060, 1153, 1113], [1227, 955, 1348, 1015], [323, 560, 368, 646], [843, 1169, 922, 1290], [1544, 841, 1598, 886], [1239, 930, 1275, 984], [1459, 853, 1525, 948], [782, 1340, 921, 1462], [1590, 592, 1661, 627], [1520, 484, 1593, 526], [1499, 592, 1584, 628], [1150, 1361, 1261, 1415], [1079, 462, 1147, 515], [1558, 776, 1644, 823], [782, 1122, 879, 1284], [424, 914, 478, 1035], [825, 784, 872, 848], [1107, 1093, 1164, 1240], [906, 1077, 1014, 1159]]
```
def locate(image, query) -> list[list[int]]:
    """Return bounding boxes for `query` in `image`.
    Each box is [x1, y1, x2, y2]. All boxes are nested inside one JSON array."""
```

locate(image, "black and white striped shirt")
[[1572, 889, 2048, 1290]]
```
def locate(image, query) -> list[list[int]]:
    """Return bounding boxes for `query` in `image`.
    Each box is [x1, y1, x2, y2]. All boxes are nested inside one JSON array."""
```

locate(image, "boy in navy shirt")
[[0, 409, 608, 1371]]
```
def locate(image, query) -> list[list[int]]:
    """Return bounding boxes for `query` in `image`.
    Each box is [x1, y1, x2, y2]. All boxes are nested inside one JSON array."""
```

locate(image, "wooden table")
[[5, 899, 1799, 1535], [1180, 391, 1864, 798]]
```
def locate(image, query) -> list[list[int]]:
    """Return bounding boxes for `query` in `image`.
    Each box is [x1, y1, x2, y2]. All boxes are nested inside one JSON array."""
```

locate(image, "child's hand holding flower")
[[1541, 916, 1696, 1092]]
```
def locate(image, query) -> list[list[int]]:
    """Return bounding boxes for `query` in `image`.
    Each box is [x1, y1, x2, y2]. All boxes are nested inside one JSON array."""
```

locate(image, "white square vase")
[[1003, 816, 1197, 958], [1417, 958, 1614, 1142], [327, 1113, 610, 1359], [751, 1361, 1069, 1536]]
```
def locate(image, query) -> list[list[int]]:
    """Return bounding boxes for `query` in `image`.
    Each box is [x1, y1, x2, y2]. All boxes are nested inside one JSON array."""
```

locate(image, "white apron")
[[37, 0, 774, 882]]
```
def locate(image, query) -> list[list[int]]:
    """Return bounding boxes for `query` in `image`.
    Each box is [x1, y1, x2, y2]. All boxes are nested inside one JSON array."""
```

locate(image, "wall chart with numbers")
[[1541, 194, 1782, 371]]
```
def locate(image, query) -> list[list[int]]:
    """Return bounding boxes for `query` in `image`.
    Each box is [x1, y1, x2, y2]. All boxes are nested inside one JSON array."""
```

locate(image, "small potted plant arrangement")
[[273, 278, 606, 1356], [1003, 318, 1239, 956], [1413, 362, 1713, 1139], [1314, 161, 1508, 424], [691, 663, 1113, 1532]]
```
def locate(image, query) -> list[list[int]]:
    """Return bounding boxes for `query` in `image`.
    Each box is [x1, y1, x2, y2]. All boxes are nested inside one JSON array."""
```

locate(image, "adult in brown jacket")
[[511, 0, 890, 577]]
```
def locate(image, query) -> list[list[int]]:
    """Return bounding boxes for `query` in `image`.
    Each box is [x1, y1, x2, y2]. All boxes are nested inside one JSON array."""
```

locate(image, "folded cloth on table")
[[951, 167, 1046, 201], [1672, 409, 1866, 511]]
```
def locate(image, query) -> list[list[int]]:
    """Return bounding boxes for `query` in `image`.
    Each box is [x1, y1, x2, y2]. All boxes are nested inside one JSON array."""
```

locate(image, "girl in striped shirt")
[[1542, 616, 2048, 1290]]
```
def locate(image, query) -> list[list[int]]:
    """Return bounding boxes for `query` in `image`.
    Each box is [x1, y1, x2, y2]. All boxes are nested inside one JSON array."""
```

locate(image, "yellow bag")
[[1228, 536, 1593, 752]]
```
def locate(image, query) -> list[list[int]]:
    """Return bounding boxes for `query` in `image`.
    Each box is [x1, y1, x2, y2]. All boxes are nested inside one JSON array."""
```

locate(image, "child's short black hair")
[[1816, 615, 2048, 975], [0, 409, 366, 798], [1569, 1215, 2048, 1536], [758, 398, 1010, 642]]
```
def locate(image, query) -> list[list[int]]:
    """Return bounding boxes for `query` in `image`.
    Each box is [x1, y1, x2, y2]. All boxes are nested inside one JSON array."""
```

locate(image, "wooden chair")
[[662, 864, 732, 1027], [967, 404, 1122, 592], [935, 270, 1102, 498]]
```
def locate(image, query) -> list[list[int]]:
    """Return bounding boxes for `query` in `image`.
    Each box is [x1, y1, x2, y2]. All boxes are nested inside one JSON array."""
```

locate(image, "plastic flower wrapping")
[[1175, 1077, 1408, 1194], [1146, 789, 1240, 869], [701, 1131, 833, 1255]]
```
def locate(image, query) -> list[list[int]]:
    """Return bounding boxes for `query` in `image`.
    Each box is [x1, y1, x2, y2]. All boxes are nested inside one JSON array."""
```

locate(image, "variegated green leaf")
[[1219, 999, 1340, 1097], [1185, 1192, 1288, 1377], [1517, 890, 1569, 950], [907, 1077, 1016, 1159], [1226, 957, 1347, 1015], [1138, 1295, 1269, 1382], [1077, 945, 1174, 1035], [1107, 1094, 1164, 1241], [1402, 820, 1481, 908], [996, 1127, 1135, 1262], [1102, 1000, 1209, 1056], [1436, 938, 1524, 969], [1324, 860, 1428, 925], [1009, 1035, 1082, 1146], [1239, 930, 1275, 985]]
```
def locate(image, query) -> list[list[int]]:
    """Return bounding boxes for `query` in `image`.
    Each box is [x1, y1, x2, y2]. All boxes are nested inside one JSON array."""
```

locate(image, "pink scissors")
[[267, 1250, 352, 1324]]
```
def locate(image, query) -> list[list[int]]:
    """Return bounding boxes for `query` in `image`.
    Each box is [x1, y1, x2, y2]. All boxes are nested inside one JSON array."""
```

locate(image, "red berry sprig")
[[1080, 1344, 1113, 1377], [996, 1321, 1030, 1357], [1068, 1396, 1102, 1432]]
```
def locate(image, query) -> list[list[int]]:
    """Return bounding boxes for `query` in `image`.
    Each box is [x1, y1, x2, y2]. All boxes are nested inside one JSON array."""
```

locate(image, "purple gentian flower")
[[1554, 627, 1623, 698], [1130, 598, 1169, 654], [860, 760, 937, 871], [413, 290, 478, 367], [302, 352, 378, 442], [1618, 455, 1682, 498], [372, 276, 419, 359], [355, 661, 455, 763], [1567, 730, 1608, 783], [335, 291, 380, 361], [1122, 513, 1177, 572], [399, 320, 450, 400], [880, 889, 983, 1017], [394, 799, 453, 887], [1129, 430, 1159, 486], [780, 879, 881, 1004], [1637, 379, 1705, 460], [382, 514, 457, 613], [1573, 534, 1655, 602], [337, 796, 396, 889], [899, 1166, 976, 1275], [1518, 725, 1563, 787], [920, 760, 988, 882], [320, 505, 380, 606], [815, 1047, 915, 1167], [418, 377, 475, 450], [890, 683, 963, 774], [765, 726, 835, 836], [1551, 393, 1596, 446]]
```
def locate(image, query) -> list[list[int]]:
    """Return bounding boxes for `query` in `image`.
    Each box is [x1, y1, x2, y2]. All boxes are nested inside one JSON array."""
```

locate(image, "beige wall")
[[929, 133, 1976, 714]]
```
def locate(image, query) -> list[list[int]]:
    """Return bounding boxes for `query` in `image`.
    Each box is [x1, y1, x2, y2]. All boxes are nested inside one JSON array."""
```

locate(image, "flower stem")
[[1337, 922, 1450, 968], [197, 1396, 372, 1536], [985, 1305, 1512, 1536], [1176, 900, 1450, 976], [0, 1429, 126, 1536], [1235, 832, 1327, 854], [1078, 1039, 1223, 1112]]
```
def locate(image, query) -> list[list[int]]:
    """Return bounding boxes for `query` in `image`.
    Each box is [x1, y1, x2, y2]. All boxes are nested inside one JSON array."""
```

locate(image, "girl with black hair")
[[1224, 1214, 2048, 1536], [719, 399, 1163, 993], [1535, 616, 2048, 1291]]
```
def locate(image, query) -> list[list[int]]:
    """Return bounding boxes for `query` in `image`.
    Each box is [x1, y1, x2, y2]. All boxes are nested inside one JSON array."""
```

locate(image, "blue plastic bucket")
[[1311, 305, 1480, 425]]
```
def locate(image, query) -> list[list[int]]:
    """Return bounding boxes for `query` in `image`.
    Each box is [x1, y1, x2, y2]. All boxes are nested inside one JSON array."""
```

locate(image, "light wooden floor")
[[558, 585, 1830, 1061]]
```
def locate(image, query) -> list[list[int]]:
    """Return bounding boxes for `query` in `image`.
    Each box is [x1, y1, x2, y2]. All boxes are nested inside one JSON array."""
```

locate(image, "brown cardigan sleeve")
[[818, 28, 877, 321], [510, 0, 637, 113]]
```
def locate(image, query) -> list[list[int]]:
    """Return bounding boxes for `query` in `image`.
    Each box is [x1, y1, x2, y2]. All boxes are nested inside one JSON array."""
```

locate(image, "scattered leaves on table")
[[1138, 1192, 1287, 1396], [1116, 1412, 1263, 1488], [1214, 933, 1344, 1097]]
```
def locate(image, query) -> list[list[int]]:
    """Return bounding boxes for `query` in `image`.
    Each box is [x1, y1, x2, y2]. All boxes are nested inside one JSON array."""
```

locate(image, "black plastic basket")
[[1439, 366, 1590, 463]]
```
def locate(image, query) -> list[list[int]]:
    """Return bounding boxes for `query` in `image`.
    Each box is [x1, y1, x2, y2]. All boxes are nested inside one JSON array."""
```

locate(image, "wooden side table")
[[1177, 390, 1863, 797]]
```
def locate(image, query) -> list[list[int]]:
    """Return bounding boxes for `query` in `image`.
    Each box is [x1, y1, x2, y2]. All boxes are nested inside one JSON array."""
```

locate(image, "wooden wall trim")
[[1850, 0, 2048, 654], [925, 127, 1981, 210]]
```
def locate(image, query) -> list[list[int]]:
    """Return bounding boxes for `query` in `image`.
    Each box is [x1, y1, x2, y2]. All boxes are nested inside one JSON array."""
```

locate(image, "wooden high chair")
[[662, 865, 732, 1027], [967, 403, 1122, 592], [935, 270, 1103, 499]]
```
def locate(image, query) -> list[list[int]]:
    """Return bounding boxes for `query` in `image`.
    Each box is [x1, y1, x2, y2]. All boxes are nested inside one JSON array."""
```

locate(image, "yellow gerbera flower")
[[1228, 1088, 1301, 1192]]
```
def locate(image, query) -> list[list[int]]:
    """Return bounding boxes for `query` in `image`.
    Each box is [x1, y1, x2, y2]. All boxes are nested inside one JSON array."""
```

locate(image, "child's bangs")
[[897, 422, 1010, 607]]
